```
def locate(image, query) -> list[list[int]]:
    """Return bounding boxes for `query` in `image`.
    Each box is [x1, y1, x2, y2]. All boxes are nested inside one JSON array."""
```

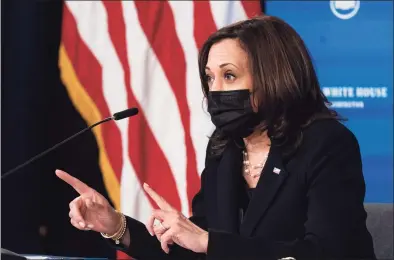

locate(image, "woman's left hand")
[[143, 183, 208, 254]]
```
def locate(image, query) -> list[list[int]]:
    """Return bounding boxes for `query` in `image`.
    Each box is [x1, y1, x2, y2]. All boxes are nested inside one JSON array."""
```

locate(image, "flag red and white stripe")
[[59, 0, 261, 234]]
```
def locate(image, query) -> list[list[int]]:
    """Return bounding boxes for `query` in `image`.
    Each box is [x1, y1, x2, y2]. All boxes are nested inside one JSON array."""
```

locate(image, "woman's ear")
[[250, 91, 260, 112]]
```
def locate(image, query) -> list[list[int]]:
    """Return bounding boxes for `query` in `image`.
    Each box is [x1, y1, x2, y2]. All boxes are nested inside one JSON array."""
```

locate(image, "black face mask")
[[207, 89, 261, 138]]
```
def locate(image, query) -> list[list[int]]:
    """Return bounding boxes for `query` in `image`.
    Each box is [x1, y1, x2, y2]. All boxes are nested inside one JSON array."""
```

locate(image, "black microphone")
[[113, 107, 139, 120], [1, 107, 139, 179]]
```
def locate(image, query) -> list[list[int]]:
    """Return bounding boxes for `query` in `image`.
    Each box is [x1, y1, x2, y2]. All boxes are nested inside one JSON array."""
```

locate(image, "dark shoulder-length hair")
[[198, 15, 344, 158]]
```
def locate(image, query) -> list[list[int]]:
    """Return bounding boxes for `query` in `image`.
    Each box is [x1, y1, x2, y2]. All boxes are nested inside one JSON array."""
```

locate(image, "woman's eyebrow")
[[205, 63, 239, 70]]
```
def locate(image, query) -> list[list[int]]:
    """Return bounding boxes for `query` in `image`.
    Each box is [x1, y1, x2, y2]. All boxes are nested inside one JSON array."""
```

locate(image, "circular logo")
[[330, 0, 360, 20]]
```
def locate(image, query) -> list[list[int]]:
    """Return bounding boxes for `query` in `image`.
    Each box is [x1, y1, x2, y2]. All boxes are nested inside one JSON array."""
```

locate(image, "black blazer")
[[110, 119, 376, 260]]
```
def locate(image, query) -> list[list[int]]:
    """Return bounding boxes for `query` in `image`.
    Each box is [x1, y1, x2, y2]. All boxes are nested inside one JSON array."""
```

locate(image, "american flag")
[[59, 0, 261, 232]]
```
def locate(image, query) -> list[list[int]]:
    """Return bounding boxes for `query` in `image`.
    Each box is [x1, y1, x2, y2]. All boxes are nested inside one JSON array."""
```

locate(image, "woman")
[[56, 15, 376, 260]]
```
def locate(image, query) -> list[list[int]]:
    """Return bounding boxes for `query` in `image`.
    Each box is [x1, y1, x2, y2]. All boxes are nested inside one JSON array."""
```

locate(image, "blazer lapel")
[[215, 140, 244, 233], [240, 141, 289, 237]]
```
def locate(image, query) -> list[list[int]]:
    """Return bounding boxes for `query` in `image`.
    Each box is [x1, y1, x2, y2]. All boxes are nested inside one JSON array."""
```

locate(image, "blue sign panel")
[[265, 0, 393, 202]]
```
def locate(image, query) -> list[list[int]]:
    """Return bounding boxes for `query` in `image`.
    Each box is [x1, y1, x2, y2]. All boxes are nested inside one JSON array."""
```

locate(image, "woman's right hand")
[[55, 169, 121, 235]]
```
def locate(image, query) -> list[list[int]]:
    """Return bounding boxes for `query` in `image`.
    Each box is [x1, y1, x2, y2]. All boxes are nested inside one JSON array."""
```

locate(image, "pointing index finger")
[[143, 183, 174, 211], [56, 169, 91, 195]]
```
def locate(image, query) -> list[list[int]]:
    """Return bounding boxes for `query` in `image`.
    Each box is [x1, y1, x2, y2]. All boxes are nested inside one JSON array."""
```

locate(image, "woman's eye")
[[224, 73, 235, 81], [205, 75, 213, 83]]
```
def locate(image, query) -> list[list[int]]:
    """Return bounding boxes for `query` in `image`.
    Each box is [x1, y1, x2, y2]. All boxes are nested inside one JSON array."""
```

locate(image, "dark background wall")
[[1, 0, 114, 257]]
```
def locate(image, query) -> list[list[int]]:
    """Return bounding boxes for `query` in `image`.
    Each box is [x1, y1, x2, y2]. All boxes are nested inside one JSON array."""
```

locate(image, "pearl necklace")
[[242, 150, 268, 178]]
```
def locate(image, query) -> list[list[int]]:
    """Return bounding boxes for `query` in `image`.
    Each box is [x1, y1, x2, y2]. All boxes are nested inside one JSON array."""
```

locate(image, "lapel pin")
[[273, 167, 281, 175]]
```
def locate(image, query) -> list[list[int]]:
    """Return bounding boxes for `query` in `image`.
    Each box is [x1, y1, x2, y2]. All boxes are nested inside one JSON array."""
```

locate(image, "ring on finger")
[[153, 219, 168, 230], [153, 218, 160, 227], [159, 222, 169, 230]]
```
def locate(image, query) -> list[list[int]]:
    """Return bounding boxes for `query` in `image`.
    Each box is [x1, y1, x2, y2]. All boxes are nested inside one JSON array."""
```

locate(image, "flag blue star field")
[[266, 0, 393, 202]]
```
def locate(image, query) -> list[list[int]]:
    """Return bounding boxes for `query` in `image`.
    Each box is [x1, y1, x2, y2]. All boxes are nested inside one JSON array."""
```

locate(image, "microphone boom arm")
[[1, 116, 113, 179]]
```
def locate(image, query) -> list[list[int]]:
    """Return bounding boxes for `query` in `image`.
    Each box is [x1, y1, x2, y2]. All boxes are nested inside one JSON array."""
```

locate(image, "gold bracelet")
[[101, 211, 127, 244], [113, 213, 127, 244]]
